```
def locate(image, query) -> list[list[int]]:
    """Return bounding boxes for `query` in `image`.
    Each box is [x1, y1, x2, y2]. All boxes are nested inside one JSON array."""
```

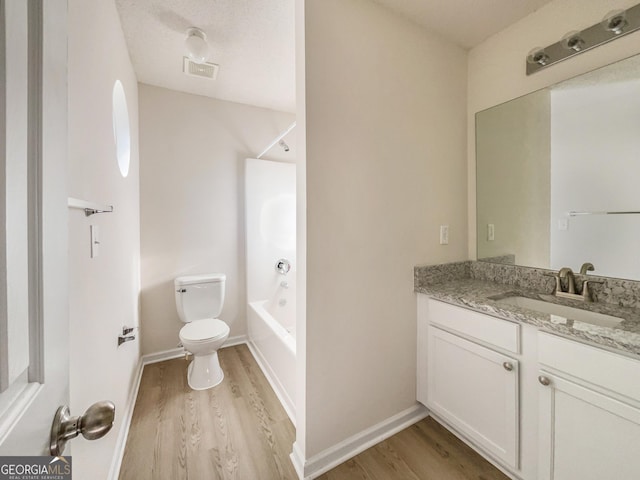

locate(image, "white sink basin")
[[495, 295, 624, 328]]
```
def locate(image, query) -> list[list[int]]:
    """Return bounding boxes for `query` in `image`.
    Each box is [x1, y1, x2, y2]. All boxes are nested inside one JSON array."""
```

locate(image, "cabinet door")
[[427, 327, 519, 469], [538, 372, 640, 480]]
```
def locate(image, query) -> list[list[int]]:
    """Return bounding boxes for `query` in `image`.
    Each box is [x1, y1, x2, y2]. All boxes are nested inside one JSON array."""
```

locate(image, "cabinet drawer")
[[429, 299, 520, 353], [538, 332, 640, 402]]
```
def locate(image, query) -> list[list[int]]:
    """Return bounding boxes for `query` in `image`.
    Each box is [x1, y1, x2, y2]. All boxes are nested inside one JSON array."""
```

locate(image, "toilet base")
[[186, 351, 224, 390]]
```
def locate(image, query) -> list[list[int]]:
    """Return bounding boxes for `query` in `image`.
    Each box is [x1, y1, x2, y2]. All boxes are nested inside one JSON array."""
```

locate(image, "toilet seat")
[[180, 318, 229, 343]]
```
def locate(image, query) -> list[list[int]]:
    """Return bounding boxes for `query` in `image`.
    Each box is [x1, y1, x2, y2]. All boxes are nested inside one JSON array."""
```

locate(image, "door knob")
[[50, 401, 116, 456], [503, 362, 514, 371], [538, 375, 551, 386]]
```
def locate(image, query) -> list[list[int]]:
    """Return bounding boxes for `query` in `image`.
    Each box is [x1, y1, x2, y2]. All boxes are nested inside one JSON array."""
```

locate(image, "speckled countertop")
[[415, 275, 640, 358]]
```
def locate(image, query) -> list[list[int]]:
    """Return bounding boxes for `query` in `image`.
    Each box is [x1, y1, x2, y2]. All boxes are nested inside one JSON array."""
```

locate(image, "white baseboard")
[[107, 358, 144, 480], [290, 441, 305, 479], [223, 334, 248, 348], [246, 340, 296, 427], [140, 335, 248, 366], [294, 403, 429, 480], [141, 347, 185, 365]]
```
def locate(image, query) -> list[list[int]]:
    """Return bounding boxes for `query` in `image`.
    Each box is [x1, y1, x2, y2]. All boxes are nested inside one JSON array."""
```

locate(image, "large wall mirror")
[[476, 53, 640, 281]]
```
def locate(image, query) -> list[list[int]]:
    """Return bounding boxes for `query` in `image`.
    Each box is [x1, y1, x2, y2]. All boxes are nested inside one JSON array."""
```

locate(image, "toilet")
[[174, 273, 230, 390]]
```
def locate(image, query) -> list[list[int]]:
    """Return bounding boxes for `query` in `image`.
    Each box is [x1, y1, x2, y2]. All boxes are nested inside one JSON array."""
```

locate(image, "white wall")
[[550, 80, 640, 278], [468, 0, 640, 259], [68, 0, 140, 478], [138, 85, 295, 355], [301, 0, 467, 459]]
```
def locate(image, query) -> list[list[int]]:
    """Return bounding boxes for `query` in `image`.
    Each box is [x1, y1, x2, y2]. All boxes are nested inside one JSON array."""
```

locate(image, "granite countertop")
[[416, 278, 640, 358]]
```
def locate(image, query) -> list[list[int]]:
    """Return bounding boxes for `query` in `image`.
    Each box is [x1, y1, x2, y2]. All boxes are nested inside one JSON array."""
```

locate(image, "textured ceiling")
[[371, 0, 555, 48], [115, 0, 296, 113], [115, 0, 555, 113]]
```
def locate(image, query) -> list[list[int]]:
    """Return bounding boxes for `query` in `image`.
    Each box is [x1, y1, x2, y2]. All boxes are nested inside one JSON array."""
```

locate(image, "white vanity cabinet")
[[417, 294, 640, 480], [418, 298, 521, 470], [537, 333, 640, 480]]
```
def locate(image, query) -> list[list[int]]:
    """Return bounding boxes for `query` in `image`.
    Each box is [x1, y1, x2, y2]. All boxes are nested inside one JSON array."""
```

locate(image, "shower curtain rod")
[[256, 121, 296, 159]]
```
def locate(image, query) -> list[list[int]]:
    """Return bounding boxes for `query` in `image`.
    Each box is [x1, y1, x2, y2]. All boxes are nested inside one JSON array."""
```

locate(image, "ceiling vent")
[[182, 57, 219, 80]]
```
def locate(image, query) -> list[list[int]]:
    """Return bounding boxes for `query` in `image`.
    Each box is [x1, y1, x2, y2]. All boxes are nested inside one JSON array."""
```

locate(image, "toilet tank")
[[174, 273, 226, 323]]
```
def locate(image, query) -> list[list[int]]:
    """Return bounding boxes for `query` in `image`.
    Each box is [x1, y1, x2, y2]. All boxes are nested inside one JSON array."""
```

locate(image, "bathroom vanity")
[[415, 264, 640, 480], [420, 49, 640, 479]]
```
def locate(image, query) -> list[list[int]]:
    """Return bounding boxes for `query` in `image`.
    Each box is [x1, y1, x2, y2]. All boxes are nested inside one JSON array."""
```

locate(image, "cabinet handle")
[[503, 362, 513, 371], [538, 375, 551, 386]]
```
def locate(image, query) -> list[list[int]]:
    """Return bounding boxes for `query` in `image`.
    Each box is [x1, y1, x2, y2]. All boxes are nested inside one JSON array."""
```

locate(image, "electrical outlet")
[[488, 223, 495, 241], [440, 225, 449, 245]]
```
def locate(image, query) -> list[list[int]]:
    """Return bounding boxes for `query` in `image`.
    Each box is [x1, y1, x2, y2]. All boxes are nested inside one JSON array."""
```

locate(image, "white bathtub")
[[247, 299, 296, 424]]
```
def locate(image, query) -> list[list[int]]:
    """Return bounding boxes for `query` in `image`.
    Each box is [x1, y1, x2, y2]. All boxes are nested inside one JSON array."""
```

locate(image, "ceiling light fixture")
[[185, 27, 209, 64]]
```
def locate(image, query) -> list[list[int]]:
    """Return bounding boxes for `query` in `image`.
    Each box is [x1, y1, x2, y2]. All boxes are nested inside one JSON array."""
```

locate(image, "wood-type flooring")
[[119, 344, 508, 480]]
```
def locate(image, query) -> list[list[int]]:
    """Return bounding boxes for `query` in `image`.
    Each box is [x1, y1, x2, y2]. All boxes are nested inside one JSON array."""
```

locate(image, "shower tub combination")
[[247, 292, 296, 423], [245, 158, 297, 424]]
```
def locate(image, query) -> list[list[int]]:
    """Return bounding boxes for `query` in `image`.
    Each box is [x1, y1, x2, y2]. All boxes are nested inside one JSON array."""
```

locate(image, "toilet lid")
[[180, 319, 229, 343]]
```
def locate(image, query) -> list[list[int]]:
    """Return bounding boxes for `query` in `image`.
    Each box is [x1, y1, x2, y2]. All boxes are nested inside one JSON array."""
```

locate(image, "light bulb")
[[561, 31, 585, 52], [602, 10, 627, 35], [185, 27, 209, 64], [526, 47, 550, 66]]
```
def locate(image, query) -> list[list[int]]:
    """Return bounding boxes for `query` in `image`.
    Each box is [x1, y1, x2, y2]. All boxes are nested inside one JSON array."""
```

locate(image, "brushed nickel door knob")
[[538, 375, 551, 386], [503, 362, 514, 371], [50, 401, 115, 456]]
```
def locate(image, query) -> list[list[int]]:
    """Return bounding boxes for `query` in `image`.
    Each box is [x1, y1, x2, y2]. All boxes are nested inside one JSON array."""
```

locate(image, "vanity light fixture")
[[185, 27, 209, 64], [526, 2, 640, 75]]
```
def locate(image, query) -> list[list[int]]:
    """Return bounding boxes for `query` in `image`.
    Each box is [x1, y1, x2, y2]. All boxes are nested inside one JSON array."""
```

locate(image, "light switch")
[[488, 223, 495, 241], [90, 225, 99, 258], [440, 225, 449, 245]]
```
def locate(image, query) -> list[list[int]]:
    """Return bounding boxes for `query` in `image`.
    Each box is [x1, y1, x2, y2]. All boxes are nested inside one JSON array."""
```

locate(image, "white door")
[[538, 371, 640, 480], [427, 326, 520, 469], [0, 0, 69, 455]]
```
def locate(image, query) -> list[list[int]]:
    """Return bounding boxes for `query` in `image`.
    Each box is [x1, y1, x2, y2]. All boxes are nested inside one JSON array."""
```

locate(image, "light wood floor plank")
[[119, 345, 298, 480], [120, 345, 509, 480]]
